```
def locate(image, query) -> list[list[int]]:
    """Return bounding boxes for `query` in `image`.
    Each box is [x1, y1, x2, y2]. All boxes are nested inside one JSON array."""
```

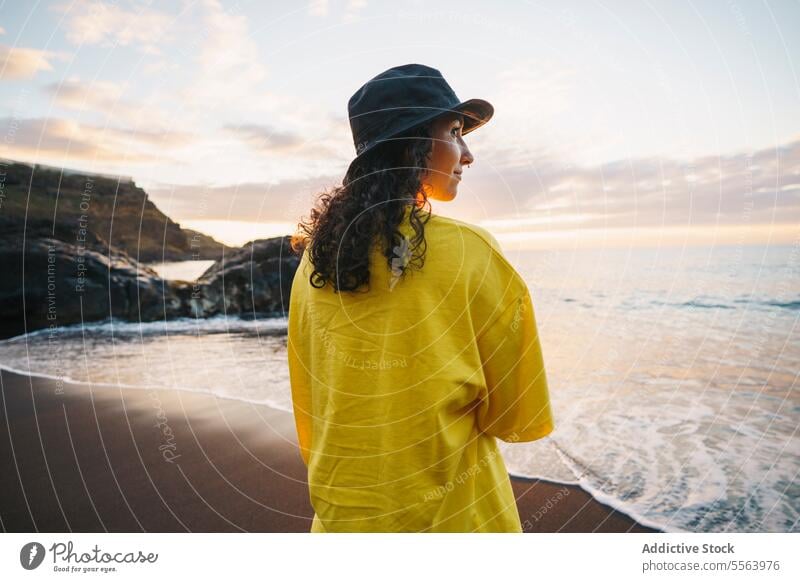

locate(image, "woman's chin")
[[435, 189, 458, 202], [425, 185, 458, 202]]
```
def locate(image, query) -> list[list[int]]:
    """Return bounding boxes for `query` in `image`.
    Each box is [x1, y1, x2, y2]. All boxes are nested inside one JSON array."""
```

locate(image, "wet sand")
[[0, 368, 658, 532]]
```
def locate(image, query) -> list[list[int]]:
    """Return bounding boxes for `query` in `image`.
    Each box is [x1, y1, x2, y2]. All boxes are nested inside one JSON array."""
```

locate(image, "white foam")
[[4, 314, 288, 341], [0, 363, 294, 414]]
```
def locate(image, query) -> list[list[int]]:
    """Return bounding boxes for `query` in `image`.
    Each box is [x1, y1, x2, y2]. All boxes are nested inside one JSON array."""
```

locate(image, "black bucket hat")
[[346, 63, 494, 173]]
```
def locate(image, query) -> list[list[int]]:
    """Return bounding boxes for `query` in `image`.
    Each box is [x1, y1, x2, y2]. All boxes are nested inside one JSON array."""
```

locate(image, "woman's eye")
[[452, 126, 462, 136]]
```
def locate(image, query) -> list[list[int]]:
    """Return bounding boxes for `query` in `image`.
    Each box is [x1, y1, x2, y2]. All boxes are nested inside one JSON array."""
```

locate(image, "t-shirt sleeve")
[[474, 285, 555, 443], [288, 331, 313, 466], [287, 253, 313, 466]]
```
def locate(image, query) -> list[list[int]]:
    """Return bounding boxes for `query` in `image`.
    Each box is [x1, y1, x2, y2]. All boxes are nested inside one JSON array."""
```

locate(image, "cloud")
[[141, 59, 175, 75], [43, 78, 171, 126], [305, 0, 367, 23], [148, 173, 338, 222], [180, 0, 268, 109], [224, 123, 342, 158], [463, 137, 800, 230], [46, 78, 124, 108], [0, 44, 62, 79], [343, 0, 368, 22], [480, 58, 578, 159], [73, 134, 799, 251], [1, 117, 193, 164], [308, 0, 329, 17], [54, 0, 171, 54]]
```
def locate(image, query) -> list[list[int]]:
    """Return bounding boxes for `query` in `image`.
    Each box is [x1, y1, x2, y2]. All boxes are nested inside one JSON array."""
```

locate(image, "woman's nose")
[[461, 143, 474, 166]]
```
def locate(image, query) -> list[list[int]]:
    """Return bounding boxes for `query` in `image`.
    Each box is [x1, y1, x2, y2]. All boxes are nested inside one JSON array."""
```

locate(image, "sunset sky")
[[1, 0, 798, 249]]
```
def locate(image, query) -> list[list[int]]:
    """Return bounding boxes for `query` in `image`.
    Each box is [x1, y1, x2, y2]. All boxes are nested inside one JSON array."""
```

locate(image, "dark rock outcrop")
[[0, 159, 303, 339], [190, 236, 300, 318], [0, 233, 300, 340], [0, 160, 232, 262], [0, 235, 193, 339]]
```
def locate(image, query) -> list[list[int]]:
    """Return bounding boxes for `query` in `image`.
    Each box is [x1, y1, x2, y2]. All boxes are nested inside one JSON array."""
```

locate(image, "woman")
[[287, 64, 554, 532]]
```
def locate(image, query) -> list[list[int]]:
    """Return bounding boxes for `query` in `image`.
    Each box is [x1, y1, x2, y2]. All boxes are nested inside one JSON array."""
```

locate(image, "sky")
[[1, 0, 799, 249]]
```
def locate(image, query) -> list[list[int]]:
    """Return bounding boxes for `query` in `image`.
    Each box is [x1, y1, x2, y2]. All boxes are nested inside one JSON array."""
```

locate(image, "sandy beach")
[[0, 367, 658, 533]]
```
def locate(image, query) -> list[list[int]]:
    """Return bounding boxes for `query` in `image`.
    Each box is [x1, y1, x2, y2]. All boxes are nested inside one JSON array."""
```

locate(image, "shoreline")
[[0, 368, 659, 533]]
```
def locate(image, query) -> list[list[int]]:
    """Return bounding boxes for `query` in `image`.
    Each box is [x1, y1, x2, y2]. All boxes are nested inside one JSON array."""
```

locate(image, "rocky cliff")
[[0, 160, 302, 339], [0, 160, 232, 262]]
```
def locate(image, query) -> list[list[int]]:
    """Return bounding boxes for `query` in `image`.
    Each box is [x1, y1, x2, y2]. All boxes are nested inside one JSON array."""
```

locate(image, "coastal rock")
[[0, 160, 232, 262], [0, 160, 301, 339], [0, 235, 188, 339], [0, 234, 301, 339], [192, 236, 300, 318]]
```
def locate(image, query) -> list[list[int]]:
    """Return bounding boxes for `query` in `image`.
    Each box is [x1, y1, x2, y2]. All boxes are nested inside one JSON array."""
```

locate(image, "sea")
[[1, 243, 797, 533]]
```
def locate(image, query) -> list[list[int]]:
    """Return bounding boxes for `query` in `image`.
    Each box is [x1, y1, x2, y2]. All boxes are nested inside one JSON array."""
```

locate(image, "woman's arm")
[[474, 288, 554, 442], [287, 324, 313, 466], [287, 254, 313, 466]]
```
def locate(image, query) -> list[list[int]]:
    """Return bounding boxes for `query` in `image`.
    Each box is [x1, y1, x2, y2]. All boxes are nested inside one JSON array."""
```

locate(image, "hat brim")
[[453, 98, 494, 134], [346, 98, 494, 175]]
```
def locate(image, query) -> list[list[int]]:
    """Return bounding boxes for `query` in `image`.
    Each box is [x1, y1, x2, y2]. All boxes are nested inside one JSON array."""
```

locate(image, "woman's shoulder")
[[430, 213, 528, 292], [434, 214, 502, 250], [427, 213, 513, 266], [428, 214, 530, 314]]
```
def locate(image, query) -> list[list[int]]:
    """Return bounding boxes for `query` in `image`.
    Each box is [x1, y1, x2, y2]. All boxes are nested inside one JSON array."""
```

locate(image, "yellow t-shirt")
[[287, 206, 554, 532]]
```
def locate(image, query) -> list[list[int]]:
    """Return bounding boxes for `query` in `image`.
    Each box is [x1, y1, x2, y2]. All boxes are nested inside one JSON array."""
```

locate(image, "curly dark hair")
[[291, 122, 436, 293]]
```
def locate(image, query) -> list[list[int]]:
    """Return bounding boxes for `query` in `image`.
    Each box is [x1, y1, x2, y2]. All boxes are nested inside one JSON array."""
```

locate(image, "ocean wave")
[[0, 363, 294, 413], [645, 295, 800, 311], [2, 314, 289, 342]]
